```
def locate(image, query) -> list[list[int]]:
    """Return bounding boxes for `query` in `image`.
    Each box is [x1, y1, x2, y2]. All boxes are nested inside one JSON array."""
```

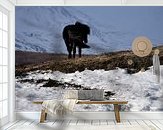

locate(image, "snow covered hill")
[[15, 7, 133, 54], [15, 66, 163, 111]]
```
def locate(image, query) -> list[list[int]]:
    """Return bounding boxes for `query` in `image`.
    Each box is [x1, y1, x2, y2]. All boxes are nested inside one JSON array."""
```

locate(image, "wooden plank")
[[121, 120, 131, 125], [158, 120, 163, 125], [33, 101, 43, 104], [52, 119, 57, 126], [51, 120, 57, 125], [115, 121, 123, 125], [45, 121, 54, 126], [6, 120, 27, 130], [68, 120, 77, 125], [92, 120, 100, 125], [45, 113, 47, 120], [114, 104, 120, 123], [23, 120, 34, 125], [128, 120, 139, 125], [150, 120, 162, 130], [53, 119, 64, 126], [62, 120, 70, 126], [106, 120, 115, 125], [13, 120, 27, 126], [30, 120, 39, 126], [84, 120, 91, 125], [136, 120, 147, 126], [28, 120, 35, 125], [38, 121, 54, 126], [143, 120, 157, 129], [99, 119, 108, 125], [77, 100, 128, 105], [34, 100, 128, 105], [136, 120, 158, 130], [40, 109, 46, 123], [76, 119, 85, 125], [1, 120, 20, 130]]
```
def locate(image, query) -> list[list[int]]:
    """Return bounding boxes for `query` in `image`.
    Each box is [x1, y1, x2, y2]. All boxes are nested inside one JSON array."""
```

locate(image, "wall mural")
[[15, 6, 163, 112]]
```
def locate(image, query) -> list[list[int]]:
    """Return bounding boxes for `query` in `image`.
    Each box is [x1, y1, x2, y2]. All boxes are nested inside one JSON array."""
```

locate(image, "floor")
[[1, 119, 163, 130]]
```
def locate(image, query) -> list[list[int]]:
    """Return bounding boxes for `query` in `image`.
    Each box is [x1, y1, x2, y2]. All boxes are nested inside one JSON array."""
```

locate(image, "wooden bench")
[[33, 100, 128, 123]]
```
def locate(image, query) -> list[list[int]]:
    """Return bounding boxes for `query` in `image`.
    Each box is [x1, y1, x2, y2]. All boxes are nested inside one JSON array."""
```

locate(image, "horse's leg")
[[79, 47, 82, 58], [73, 43, 76, 58], [68, 46, 72, 59], [65, 39, 72, 59]]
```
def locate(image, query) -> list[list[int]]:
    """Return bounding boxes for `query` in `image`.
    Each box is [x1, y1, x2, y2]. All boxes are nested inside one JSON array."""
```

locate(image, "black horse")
[[62, 22, 90, 58]]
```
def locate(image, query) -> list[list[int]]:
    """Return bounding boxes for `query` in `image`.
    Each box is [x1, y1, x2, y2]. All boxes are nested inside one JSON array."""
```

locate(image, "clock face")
[[132, 36, 152, 57], [137, 41, 147, 51]]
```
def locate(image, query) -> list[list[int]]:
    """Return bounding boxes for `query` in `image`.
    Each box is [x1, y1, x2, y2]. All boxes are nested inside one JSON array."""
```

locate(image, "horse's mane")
[[75, 21, 90, 35]]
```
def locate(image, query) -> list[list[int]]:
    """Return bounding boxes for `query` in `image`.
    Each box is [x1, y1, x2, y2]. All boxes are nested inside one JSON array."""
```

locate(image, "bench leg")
[[45, 112, 47, 120], [114, 104, 120, 123], [40, 109, 46, 123]]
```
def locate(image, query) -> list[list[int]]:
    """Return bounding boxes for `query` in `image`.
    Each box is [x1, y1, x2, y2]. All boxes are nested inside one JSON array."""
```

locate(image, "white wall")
[[15, 0, 163, 5], [14, 0, 163, 120], [125, 0, 163, 5], [0, 0, 15, 122], [1, 0, 163, 121], [16, 0, 64, 5], [64, 0, 122, 5], [8, 0, 16, 5]]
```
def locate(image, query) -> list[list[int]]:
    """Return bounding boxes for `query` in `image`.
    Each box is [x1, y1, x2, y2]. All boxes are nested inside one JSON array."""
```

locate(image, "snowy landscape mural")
[[15, 6, 163, 111]]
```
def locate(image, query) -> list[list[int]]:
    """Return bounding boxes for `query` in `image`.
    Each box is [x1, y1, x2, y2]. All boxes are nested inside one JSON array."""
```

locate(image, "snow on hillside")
[[15, 7, 132, 54], [16, 66, 163, 111]]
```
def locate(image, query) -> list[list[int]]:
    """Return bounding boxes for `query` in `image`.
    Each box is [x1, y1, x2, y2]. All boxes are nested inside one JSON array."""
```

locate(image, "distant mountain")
[[15, 7, 135, 54]]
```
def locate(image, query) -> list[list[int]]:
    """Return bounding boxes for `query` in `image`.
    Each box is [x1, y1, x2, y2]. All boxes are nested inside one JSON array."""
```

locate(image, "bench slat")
[[33, 100, 128, 105], [77, 100, 128, 104]]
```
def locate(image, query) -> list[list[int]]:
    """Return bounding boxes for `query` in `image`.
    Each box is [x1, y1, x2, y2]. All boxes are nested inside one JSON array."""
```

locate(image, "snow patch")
[[16, 66, 163, 111]]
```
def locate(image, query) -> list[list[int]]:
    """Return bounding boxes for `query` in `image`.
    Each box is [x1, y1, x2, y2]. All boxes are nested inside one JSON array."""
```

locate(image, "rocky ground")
[[16, 46, 163, 76]]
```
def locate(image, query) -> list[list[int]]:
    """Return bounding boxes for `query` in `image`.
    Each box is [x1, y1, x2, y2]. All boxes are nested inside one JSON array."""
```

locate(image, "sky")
[[76, 6, 163, 29], [15, 6, 163, 53], [75, 6, 163, 44]]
